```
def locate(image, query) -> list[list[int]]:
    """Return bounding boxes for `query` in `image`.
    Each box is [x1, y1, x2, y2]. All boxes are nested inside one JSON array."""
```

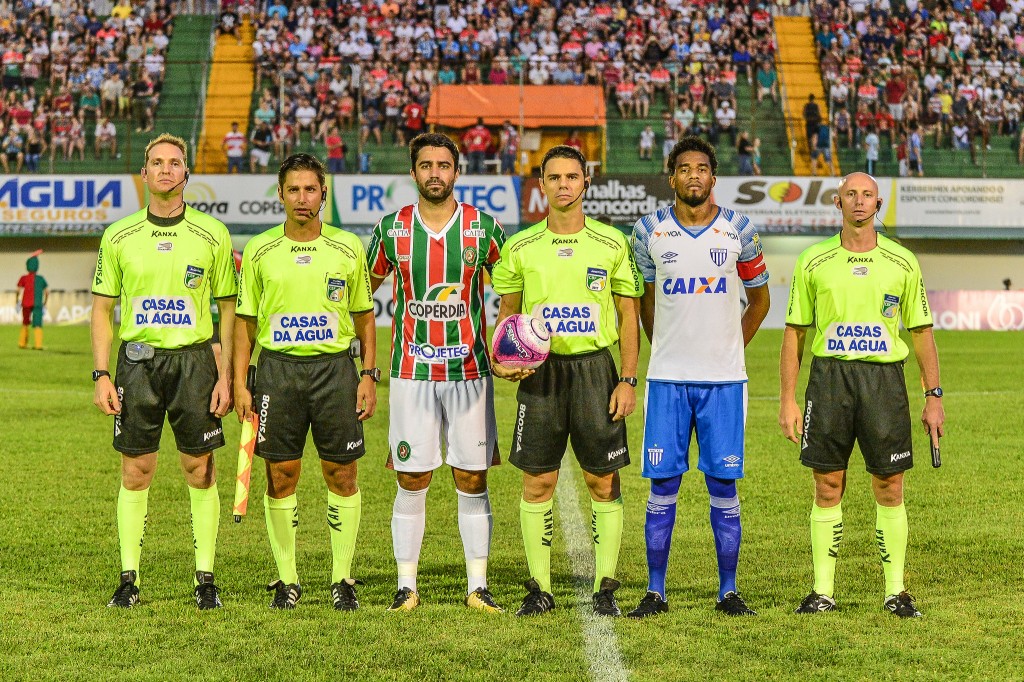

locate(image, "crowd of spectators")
[[0, 0, 177, 172], [813, 0, 1024, 175], [243, 0, 779, 173]]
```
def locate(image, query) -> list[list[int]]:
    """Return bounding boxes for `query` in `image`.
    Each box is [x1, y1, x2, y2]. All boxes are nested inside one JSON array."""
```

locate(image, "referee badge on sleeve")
[[327, 277, 346, 302], [184, 265, 204, 289], [882, 294, 900, 318]]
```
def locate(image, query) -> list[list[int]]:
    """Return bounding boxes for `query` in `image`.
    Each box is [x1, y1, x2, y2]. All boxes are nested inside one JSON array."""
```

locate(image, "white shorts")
[[388, 376, 498, 472], [250, 148, 271, 167]]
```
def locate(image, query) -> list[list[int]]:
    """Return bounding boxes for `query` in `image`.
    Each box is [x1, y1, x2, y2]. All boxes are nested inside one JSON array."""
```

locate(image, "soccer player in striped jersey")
[[367, 133, 506, 613], [627, 136, 770, 618]]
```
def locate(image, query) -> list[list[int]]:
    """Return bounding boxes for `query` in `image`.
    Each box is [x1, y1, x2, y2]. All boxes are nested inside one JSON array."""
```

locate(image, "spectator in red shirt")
[[462, 117, 491, 173], [564, 129, 585, 154], [399, 97, 425, 146], [885, 72, 908, 123], [325, 124, 347, 173]]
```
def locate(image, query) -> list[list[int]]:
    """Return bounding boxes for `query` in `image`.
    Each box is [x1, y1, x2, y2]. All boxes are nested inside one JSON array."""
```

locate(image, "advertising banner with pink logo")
[[927, 291, 1024, 331]]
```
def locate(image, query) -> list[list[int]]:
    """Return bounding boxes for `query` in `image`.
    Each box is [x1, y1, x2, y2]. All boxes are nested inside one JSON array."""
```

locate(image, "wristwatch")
[[92, 370, 111, 382], [360, 368, 381, 383], [618, 376, 638, 387], [924, 387, 943, 398]]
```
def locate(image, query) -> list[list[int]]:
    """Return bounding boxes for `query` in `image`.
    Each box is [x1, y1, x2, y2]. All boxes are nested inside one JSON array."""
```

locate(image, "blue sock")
[[706, 475, 741, 601], [644, 476, 681, 599]]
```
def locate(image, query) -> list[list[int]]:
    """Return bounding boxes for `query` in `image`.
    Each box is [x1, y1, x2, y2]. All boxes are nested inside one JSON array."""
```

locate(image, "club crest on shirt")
[[709, 248, 728, 267], [184, 265, 204, 289], [327, 277, 346, 302], [882, 294, 900, 319], [586, 267, 607, 291], [462, 246, 479, 267]]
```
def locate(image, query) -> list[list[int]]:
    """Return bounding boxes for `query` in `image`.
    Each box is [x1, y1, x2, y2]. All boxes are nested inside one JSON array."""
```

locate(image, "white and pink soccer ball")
[[491, 314, 551, 369]]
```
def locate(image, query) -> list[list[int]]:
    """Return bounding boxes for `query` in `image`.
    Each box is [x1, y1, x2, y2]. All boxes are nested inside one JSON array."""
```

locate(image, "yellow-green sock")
[[117, 486, 149, 583], [876, 503, 909, 596], [520, 498, 554, 593], [592, 497, 624, 592], [264, 494, 299, 584], [810, 502, 843, 597], [327, 489, 361, 583], [189, 484, 220, 580]]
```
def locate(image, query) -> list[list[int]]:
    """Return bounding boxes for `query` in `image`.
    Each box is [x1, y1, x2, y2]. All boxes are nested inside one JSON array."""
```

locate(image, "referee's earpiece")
[[319, 188, 327, 212], [184, 170, 190, 182], [876, 199, 882, 211], [584, 178, 591, 191]]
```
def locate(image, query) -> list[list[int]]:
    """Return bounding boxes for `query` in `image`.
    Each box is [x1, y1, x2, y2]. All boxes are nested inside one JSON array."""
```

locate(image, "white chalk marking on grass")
[[556, 465, 630, 682]]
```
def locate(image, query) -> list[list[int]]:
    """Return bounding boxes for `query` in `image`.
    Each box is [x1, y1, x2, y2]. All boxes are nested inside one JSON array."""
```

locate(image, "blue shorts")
[[641, 381, 747, 480]]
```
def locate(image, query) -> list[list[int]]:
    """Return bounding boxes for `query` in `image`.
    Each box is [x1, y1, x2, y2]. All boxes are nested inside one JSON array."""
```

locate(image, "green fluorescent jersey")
[[92, 206, 237, 349], [237, 224, 373, 356], [491, 217, 643, 355], [786, 233, 933, 363]]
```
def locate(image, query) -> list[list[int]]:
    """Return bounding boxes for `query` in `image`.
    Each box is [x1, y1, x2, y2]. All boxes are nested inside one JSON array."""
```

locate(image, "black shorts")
[[510, 348, 629, 475], [800, 356, 913, 476], [113, 341, 224, 456], [254, 349, 365, 463]]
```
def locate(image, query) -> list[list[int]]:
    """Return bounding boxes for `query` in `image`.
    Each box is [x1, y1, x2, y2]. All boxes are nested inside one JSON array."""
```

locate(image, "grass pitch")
[[1, 327, 1022, 681]]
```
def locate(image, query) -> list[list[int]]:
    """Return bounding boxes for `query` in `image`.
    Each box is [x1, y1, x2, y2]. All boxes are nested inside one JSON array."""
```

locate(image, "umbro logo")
[[662, 251, 678, 264]]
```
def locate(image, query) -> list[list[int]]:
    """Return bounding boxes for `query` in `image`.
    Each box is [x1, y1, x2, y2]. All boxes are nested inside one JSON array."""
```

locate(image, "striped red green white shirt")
[[368, 202, 505, 381]]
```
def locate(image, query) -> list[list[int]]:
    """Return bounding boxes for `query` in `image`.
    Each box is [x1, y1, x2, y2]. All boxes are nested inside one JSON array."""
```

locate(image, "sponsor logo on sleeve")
[[184, 265, 204, 289], [586, 267, 607, 291]]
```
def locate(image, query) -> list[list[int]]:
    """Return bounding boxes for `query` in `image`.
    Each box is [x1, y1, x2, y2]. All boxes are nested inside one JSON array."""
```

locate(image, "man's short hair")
[[541, 144, 588, 176], [667, 136, 719, 175], [144, 133, 188, 166], [278, 152, 326, 188], [409, 132, 460, 168]]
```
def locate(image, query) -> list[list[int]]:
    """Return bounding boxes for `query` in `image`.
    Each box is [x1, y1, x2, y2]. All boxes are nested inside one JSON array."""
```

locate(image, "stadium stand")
[[236, 0, 790, 175], [811, 0, 1024, 177], [0, 0, 215, 173], [5, 0, 1021, 178]]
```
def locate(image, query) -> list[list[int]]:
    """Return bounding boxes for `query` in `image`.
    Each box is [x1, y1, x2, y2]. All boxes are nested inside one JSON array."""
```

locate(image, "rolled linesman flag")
[[233, 365, 259, 522]]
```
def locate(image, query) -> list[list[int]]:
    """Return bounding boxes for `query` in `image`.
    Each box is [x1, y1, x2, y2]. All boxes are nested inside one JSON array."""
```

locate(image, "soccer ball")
[[491, 314, 551, 369]]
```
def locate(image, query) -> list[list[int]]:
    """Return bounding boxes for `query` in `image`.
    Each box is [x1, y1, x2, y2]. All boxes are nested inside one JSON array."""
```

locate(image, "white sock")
[[392, 485, 428, 592], [457, 488, 492, 594]]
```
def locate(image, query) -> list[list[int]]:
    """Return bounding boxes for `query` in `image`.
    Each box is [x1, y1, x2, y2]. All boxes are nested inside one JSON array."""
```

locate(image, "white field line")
[[556, 465, 630, 682]]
